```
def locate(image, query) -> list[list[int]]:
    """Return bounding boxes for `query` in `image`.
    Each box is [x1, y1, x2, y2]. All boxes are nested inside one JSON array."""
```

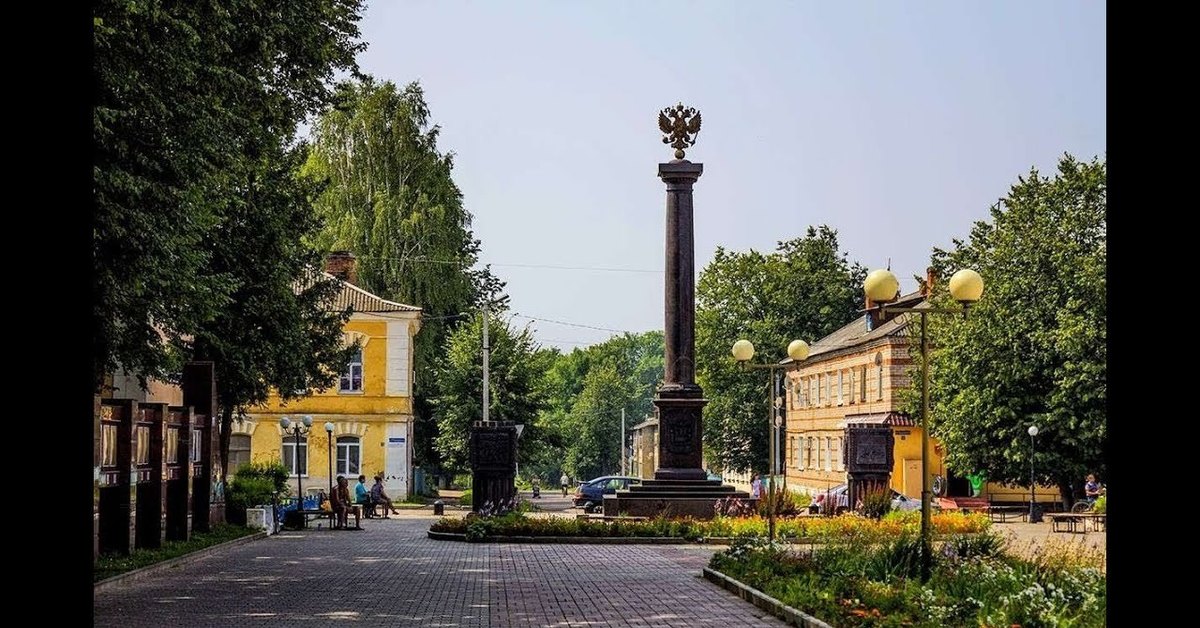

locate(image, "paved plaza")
[[93, 514, 785, 627]]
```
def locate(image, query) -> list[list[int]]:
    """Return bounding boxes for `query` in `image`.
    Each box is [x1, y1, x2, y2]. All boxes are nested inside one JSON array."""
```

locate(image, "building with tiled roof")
[[242, 252, 423, 499], [783, 283, 1058, 507]]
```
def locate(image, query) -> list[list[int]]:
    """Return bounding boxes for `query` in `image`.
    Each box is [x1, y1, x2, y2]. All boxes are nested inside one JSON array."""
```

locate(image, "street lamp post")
[[279, 415, 314, 512], [732, 338, 810, 542], [863, 267, 983, 582], [325, 422, 337, 495], [1028, 424, 1039, 522]]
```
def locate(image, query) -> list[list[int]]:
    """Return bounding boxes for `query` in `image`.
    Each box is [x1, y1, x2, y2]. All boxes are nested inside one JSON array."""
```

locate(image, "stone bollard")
[[433, 500, 444, 516]]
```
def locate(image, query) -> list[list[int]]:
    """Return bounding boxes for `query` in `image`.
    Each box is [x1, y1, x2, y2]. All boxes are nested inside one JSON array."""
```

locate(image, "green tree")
[[564, 366, 629, 481], [303, 78, 505, 472], [93, 0, 365, 390], [696, 226, 866, 473], [537, 332, 664, 481], [916, 154, 1106, 505], [431, 312, 549, 475], [186, 144, 357, 480]]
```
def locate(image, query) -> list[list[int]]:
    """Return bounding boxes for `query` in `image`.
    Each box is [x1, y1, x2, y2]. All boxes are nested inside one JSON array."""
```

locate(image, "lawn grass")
[[94, 523, 259, 582]]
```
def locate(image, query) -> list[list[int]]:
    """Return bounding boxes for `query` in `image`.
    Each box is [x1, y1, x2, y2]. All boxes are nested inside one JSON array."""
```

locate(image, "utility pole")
[[620, 408, 626, 476], [482, 301, 490, 423]]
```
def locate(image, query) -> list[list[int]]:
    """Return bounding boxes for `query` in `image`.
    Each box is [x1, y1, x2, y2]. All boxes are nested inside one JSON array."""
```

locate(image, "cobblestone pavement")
[[94, 514, 785, 627]]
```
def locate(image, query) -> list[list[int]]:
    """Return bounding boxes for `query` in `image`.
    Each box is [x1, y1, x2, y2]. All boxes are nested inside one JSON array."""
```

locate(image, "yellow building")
[[241, 253, 422, 499], [784, 290, 1055, 505]]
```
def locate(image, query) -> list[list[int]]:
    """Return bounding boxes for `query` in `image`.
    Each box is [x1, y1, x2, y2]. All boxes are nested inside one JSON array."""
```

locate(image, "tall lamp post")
[[279, 415, 314, 509], [325, 422, 337, 495], [732, 338, 810, 542], [1027, 424, 1039, 522], [863, 267, 984, 582]]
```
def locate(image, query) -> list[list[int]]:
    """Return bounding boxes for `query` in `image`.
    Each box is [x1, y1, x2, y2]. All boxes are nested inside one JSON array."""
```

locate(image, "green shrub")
[[756, 487, 810, 518], [858, 486, 893, 519], [452, 473, 472, 489], [227, 461, 289, 512], [459, 489, 473, 505], [1092, 494, 1106, 513]]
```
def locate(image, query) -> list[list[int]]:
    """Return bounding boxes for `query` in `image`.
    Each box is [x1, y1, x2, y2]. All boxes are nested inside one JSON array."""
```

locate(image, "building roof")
[[782, 290, 925, 364], [630, 417, 659, 431], [330, 275, 422, 313], [296, 270, 422, 314], [837, 411, 917, 428]]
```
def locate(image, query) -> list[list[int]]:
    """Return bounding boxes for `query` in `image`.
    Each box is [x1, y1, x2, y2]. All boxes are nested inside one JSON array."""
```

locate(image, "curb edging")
[[94, 531, 267, 593], [702, 566, 835, 628]]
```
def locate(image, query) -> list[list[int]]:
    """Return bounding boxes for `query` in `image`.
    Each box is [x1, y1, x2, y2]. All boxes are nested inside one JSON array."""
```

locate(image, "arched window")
[[227, 434, 252, 478], [282, 435, 308, 476], [875, 353, 884, 400], [339, 346, 364, 392], [336, 436, 361, 476]]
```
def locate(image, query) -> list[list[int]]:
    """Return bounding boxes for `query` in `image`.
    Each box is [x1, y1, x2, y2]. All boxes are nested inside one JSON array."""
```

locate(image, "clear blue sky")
[[351, 1, 1105, 350]]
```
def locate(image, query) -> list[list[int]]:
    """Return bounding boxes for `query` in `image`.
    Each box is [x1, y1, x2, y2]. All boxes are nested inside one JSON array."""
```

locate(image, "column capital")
[[658, 160, 704, 182]]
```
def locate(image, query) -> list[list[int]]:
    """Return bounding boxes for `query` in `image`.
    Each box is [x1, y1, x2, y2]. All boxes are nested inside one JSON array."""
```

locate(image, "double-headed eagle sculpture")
[[658, 103, 701, 160]]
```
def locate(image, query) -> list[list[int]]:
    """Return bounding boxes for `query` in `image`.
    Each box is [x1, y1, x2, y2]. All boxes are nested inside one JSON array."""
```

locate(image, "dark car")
[[809, 484, 922, 515], [573, 476, 642, 513]]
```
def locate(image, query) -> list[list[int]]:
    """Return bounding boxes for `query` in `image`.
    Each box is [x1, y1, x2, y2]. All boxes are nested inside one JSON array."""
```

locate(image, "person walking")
[[750, 473, 762, 499], [560, 472, 570, 497]]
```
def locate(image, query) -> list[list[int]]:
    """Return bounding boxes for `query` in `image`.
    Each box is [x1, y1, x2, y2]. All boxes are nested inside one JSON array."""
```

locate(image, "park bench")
[[982, 505, 1028, 523], [1047, 512, 1105, 533]]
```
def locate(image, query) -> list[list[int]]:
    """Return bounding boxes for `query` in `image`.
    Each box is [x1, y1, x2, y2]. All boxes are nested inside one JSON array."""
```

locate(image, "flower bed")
[[428, 510, 991, 543], [708, 533, 1106, 627]]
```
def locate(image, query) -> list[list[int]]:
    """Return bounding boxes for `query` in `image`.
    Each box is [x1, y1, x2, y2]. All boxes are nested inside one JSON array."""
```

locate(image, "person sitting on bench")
[[330, 475, 352, 529], [371, 474, 400, 517], [355, 474, 376, 517]]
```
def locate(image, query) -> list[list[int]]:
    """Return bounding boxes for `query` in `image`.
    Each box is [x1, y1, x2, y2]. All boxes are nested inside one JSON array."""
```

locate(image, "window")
[[816, 436, 823, 470], [860, 366, 868, 402], [849, 370, 856, 405], [101, 424, 118, 467], [191, 428, 203, 463], [875, 353, 884, 400], [825, 437, 833, 472], [837, 437, 846, 471], [837, 370, 844, 405], [282, 436, 308, 476], [134, 425, 150, 465], [827, 373, 834, 406], [339, 347, 363, 393], [788, 436, 796, 469], [336, 436, 361, 477], [166, 427, 179, 465], [227, 434, 251, 477]]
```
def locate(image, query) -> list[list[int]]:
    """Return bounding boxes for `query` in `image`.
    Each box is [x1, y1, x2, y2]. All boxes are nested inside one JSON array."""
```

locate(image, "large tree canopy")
[[918, 154, 1106, 505], [303, 78, 505, 472], [696, 226, 865, 473], [536, 332, 665, 482], [431, 312, 551, 475], [93, 0, 365, 389]]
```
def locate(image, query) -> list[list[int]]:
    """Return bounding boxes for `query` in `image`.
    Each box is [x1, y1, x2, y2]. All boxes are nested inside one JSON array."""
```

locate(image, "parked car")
[[573, 476, 642, 513], [808, 484, 922, 515]]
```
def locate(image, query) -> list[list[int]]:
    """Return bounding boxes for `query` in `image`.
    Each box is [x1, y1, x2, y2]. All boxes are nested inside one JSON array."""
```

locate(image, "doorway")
[[902, 458, 921, 498]]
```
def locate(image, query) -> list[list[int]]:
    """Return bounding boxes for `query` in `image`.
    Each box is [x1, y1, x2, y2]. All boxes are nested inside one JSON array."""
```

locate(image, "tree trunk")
[[1056, 477, 1075, 510]]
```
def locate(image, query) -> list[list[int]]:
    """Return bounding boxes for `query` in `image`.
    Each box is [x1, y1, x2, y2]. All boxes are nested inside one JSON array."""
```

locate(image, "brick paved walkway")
[[93, 515, 785, 627]]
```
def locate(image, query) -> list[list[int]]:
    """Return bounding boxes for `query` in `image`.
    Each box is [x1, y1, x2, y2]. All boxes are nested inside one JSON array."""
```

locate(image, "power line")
[[513, 313, 632, 334], [350, 254, 660, 274]]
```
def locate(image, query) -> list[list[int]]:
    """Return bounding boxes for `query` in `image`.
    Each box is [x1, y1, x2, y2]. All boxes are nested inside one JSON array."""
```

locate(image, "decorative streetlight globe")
[[280, 416, 291, 429], [1028, 425, 1039, 437], [787, 339, 810, 362], [302, 415, 314, 428], [324, 422, 336, 433], [864, 269, 900, 302], [949, 269, 984, 303], [731, 339, 755, 362]]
